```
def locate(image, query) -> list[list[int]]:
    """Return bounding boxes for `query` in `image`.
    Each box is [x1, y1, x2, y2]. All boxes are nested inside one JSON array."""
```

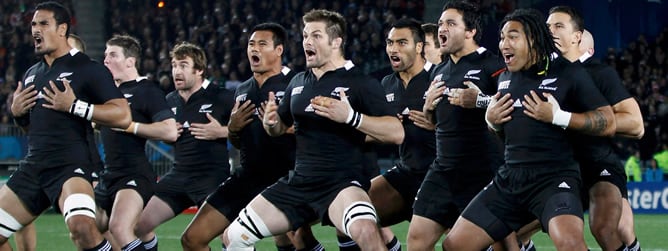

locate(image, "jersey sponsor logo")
[[464, 69, 482, 80], [171, 107, 177, 114], [600, 169, 611, 176], [74, 168, 85, 175], [304, 104, 314, 112], [330, 87, 349, 97], [292, 86, 304, 95], [498, 80, 510, 90], [199, 104, 213, 113], [275, 91, 285, 103], [25, 75, 35, 85], [558, 181, 571, 189], [183, 121, 190, 128], [236, 93, 247, 102], [123, 93, 133, 99], [37, 91, 45, 99], [350, 180, 362, 187], [538, 78, 558, 91], [513, 99, 522, 107], [56, 72, 73, 81], [126, 180, 137, 187], [386, 93, 395, 102], [401, 107, 410, 115]]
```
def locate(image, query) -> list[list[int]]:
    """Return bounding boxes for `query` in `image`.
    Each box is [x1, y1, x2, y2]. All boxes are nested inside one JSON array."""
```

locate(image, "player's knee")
[[180, 228, 205, 249], [225, 207, 271, 250], [0, 208, 23, 238], [63, 193, 96, 222], [108, 219, 131, 239], [341, 201, 378, 238]]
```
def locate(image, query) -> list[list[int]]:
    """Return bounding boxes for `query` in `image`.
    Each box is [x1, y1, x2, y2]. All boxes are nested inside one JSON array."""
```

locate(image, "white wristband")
[[345, 105, 355, 124], [86, 104, 94, 121], [552, 110, 572, 129], [133, 122, 140, 135]]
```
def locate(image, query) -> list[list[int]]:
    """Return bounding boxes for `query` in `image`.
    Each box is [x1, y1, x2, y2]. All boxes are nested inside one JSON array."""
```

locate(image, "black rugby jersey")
[[20, 49, 122, 161], [381, 62, 436, 174], [100, 77, 173, 171], [498, 56, 609, 166], [166, 80, 234, 172], [233, 67, 297, 178], [430, 47, 505, 170], [567, 54, 632, 162], [277, 61, 394, 176]]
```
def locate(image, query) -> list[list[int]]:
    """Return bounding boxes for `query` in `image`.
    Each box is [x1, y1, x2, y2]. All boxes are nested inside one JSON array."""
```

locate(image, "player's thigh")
[[58, 176, 95, 208], [0, 186, 35, 226], [183, 202, 230, 243], [245, 194, 292, 234], [109, 189, 145, 228], [368, 175, 404, 220], [327, 186, 372, 231]]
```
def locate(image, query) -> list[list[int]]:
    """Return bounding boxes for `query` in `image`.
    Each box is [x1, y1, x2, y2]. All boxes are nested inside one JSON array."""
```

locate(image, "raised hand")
[[10, 81, 38, 117], [228, 100, 255, 133], [42, 79, 76, 112]]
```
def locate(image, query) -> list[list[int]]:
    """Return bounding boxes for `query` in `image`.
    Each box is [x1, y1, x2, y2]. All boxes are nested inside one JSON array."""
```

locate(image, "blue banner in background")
[[627, 182, 668, 214]]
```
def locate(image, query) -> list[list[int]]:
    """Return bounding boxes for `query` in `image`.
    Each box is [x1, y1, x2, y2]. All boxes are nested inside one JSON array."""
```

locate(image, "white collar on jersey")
[[202, 78, 211, 89], [281, 66, 292, 76], [344, 60, 355, 70], [69, 48, 80, 56], [423, 61, 433, 72], [578, 52, 593, 63], [136, 76, 148, 82], [476, 47, 487, 54]]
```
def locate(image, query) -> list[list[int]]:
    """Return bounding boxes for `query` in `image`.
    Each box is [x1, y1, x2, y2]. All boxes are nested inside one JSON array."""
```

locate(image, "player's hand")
[[485, 93, 513, 130], [424, 80, 446, 112], [408, 110, 435, 130], [257, 101, 267, 120], [190, 113, 226, 140], [176, 122, 183, 138], [228, 100, 255, 133], [42, 79, 76, 112], [263, 92, 279, 127], [10, 81, 37, 117], [522, 90, 553, 123], [311, 90, 351, 123], [447, 81, 479, 108]]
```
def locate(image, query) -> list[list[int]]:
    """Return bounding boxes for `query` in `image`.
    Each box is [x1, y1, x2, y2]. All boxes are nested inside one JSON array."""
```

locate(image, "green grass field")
[[11, 213, 668, 250]]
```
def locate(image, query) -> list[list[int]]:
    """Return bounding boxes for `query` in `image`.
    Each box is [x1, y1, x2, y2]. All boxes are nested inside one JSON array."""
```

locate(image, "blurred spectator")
[[625, 151, 643, 182], [644, 159, 664, 182]]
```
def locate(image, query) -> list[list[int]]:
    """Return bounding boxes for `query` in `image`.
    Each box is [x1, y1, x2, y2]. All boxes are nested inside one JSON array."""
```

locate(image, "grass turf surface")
[[13, 213, 668, 250]]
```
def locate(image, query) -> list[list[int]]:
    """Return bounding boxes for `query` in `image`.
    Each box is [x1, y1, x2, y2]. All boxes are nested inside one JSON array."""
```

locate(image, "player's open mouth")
[[439, 34, 447, 45], [33, 36, 42, 47], [390, 56, 401, 67], [251, 55, 260, 64], [305, 49, 316, 57], [503, 53, 515, 64]]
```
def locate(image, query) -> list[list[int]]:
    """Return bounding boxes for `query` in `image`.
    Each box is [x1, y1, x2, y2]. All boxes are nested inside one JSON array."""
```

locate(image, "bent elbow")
[[630, 126, 645, 139], [390, 128, 405, 145]]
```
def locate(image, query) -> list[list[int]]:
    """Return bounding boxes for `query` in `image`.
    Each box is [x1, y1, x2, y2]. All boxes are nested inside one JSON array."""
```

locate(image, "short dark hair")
[[107, 34, 142, 68], [501, 9, 560, 74], [68, 34, 86, 52], [303, 9, 347, 52], [391, 18, 425, 58], [442, 1, 482, 44], [421, 23, 440, 48], [548, 5, 584, 32], [170, 42, 207, 78], [35, 1, 71, 37], [252, 22, 287, 48]]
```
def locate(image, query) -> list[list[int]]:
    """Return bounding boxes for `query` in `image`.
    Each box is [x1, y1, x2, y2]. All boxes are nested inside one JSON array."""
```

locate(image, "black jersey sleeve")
[[565, 66, 610, 112], [82, 63, 123, 104], [277, 73, 300, 127], [142, 82, 174, 122], [216, 88, 235, 125], [590, 64, 631, 105], [356, 76, 394, 117]]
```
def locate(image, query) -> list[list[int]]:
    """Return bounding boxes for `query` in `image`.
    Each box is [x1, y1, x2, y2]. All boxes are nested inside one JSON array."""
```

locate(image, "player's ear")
[[275, 44, 284, 57]]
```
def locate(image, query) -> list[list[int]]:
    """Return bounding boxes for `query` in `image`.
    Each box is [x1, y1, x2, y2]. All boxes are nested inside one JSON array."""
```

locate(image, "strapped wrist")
[[552, 110, 572, 129], [70, 99, 94, 121], [476, 94, 492, 108]]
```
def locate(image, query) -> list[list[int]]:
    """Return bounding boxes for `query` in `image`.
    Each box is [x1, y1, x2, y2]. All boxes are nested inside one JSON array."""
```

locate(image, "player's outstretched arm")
[[613, 98, 644, 139], [124, 118, 178, 142]]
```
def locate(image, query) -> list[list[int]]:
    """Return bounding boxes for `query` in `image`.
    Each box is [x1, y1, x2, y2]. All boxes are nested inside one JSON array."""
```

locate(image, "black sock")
[[337, 235, 360, 251], [122, 239, 146, 251], [386, 236, 401, 251], [524, 240, 535, 251], [277, 244, 296, 251], [142, 236, 158, 251], [83, 239, 111, 251], [628, 238, 641, 251]]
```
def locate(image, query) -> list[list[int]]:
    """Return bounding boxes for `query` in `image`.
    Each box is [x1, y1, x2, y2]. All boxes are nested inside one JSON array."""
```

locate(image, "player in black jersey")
[[407, 2, 505, 250], [6, 2, 131, 251], [94, 35, 177, 251], [223, 9, 403, 251], [180, 23, 321, 251], [134, 42, 234, 251], [443, 9, 616, 251], [335, 18, 436, 251]]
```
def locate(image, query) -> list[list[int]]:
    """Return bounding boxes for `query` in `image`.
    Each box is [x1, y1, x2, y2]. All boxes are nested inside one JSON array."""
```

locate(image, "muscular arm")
[[357, 115, 404, 144], [612, 98, 644, 139], [91, 98, 132, 129], [134, 118, 178, 142], [566, 106, 616, 136]]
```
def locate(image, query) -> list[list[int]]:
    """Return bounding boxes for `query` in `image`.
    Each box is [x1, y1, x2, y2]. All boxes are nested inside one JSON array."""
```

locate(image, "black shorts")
[[579, 154, 628, 207], [7, 159, 94, 215], [381, 167, 426, 220], [261, 170, 369, 230], [461, 164, 584, 241], [153, 169, 228, 214], [94, 165, 156, 217], [206, 174, 277, 219], [412, 167, 494, 228]]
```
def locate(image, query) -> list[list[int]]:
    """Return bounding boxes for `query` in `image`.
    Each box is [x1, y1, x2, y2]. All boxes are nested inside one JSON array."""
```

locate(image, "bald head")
[[579, 29, 594, 56]]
